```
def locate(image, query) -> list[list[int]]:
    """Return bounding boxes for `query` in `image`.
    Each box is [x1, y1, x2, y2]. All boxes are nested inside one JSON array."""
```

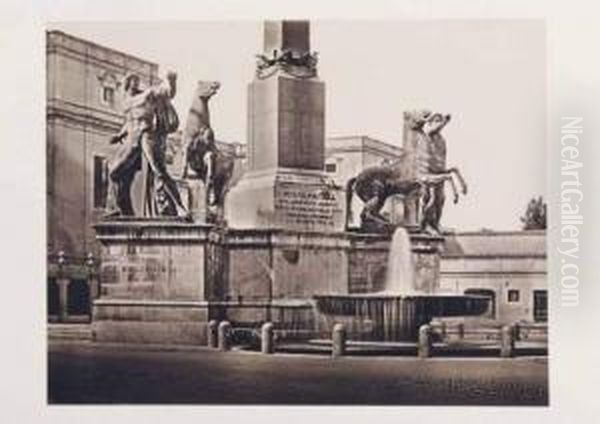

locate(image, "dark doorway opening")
[[533, 290, 548, 323], [67, 279, 90, 317], [47, 278, 60, 319]]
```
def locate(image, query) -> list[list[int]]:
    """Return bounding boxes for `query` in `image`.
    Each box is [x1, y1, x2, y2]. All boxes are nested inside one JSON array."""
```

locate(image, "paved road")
[[48, 341, 548, 405]]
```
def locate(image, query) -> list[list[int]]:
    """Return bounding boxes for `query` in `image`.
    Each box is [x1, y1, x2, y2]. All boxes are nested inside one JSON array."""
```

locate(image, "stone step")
[[48, 323, 93, 341]]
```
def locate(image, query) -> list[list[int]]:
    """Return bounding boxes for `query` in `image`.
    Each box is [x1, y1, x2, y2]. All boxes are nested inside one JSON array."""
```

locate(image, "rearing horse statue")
[[346, 110, 467, 234], [181, 81, 235, 209]]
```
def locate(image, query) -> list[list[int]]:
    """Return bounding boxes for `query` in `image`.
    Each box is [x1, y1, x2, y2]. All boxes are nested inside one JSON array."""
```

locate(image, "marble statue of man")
[[105, 71, 189, 219]]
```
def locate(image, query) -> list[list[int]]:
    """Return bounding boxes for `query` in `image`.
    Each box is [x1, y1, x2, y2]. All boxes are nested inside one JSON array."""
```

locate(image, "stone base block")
[[94, 220, 212, 301], [225, 167, 345, 232], [221, 229, 351, 300], [92, 300, 209, 345]]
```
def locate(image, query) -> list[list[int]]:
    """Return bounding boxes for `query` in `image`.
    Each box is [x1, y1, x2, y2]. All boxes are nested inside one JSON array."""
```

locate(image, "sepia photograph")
[[44, 19, 549, 405]]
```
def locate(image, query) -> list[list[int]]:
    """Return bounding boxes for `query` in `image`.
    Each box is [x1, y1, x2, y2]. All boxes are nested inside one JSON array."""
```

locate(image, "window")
[[533, 290, 548, 322], [325, 162, 337, 173], [97, 71, 119, 107], [93, 155, 108, 208], [102, 86, 115, 105], [507, 289, 520, 303]]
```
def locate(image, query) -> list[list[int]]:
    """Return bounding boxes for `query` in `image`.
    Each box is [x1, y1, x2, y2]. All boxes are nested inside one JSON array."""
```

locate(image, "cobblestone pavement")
[[48, 341, 548, 405]]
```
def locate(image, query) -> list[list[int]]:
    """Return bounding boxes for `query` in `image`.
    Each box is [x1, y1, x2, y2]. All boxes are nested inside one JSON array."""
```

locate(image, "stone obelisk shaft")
[[226, 20, 344, 232], [247, 20, 324, 172]]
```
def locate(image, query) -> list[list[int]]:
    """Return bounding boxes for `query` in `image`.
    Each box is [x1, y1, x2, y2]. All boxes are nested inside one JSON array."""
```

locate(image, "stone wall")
[[96, 222, 209, 300], [222, 230, 350, 301], [90, 221, 546, 345]]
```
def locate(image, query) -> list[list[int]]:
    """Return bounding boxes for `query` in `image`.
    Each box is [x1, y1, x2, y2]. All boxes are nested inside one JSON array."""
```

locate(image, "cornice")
[[47, 103, 123, 133], [47, 30, 158, 76]]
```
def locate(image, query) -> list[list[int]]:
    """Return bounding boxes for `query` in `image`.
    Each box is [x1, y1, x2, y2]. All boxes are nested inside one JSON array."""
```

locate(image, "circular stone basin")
[[314, 293, 489, 342]]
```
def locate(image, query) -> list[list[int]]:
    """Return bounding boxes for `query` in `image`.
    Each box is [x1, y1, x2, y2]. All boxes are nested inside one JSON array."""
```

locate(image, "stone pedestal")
[[346, 232, 444, 294], [227, 73, 344, 232], [226, 168, 344, 232], [92, 219, 212, 345], [219, 229, 351, 302], [411, 233, 445, 294], [90, 218, 448, 344]]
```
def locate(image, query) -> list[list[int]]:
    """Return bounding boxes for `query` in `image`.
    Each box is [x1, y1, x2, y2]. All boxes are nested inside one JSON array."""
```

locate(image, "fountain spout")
[[383, 227, 415, 294]]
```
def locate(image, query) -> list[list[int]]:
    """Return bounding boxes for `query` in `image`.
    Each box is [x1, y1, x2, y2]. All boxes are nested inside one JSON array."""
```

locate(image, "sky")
[[50, 20, 546, 231]]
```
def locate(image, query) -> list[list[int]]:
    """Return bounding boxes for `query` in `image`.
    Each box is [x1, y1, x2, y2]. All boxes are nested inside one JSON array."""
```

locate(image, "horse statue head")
[[423, 112, 451, 136], [195, 80, 221, 101], [182, 80, 236, 217], [404, 109, 432, 131]]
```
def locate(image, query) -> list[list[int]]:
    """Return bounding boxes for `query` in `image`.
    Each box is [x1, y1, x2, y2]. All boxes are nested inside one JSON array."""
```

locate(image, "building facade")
[[46, 30, 159, 321], [440, 230, 547, 324], [47, 30, 159, 259]]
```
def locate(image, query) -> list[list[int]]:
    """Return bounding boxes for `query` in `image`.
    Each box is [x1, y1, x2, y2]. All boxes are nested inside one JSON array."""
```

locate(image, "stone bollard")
[[331, 323, 346, 358], [261, 322, 275, 354], [418, 324, 432, 358], [500, 325, 515, 358], [513, 323, 521, 341], [218, 321, 232, 352], [457, 322, 465, 340], [207, 320, 219, 348]]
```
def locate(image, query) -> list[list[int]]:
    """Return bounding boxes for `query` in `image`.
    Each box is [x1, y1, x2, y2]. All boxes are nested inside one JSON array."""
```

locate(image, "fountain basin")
[[314, 294, 489, 342]]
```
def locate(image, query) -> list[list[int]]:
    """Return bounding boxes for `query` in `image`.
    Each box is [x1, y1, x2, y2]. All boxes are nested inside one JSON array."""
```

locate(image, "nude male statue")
[[419, 113, 466, 234]]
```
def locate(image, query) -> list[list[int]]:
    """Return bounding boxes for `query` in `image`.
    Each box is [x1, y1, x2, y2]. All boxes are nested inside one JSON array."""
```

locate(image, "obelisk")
[[226, 20, 344, 232]]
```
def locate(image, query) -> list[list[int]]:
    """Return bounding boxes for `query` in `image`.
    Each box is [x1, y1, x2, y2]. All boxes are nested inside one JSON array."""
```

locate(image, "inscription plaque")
[[274, 183, 343, 229]]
